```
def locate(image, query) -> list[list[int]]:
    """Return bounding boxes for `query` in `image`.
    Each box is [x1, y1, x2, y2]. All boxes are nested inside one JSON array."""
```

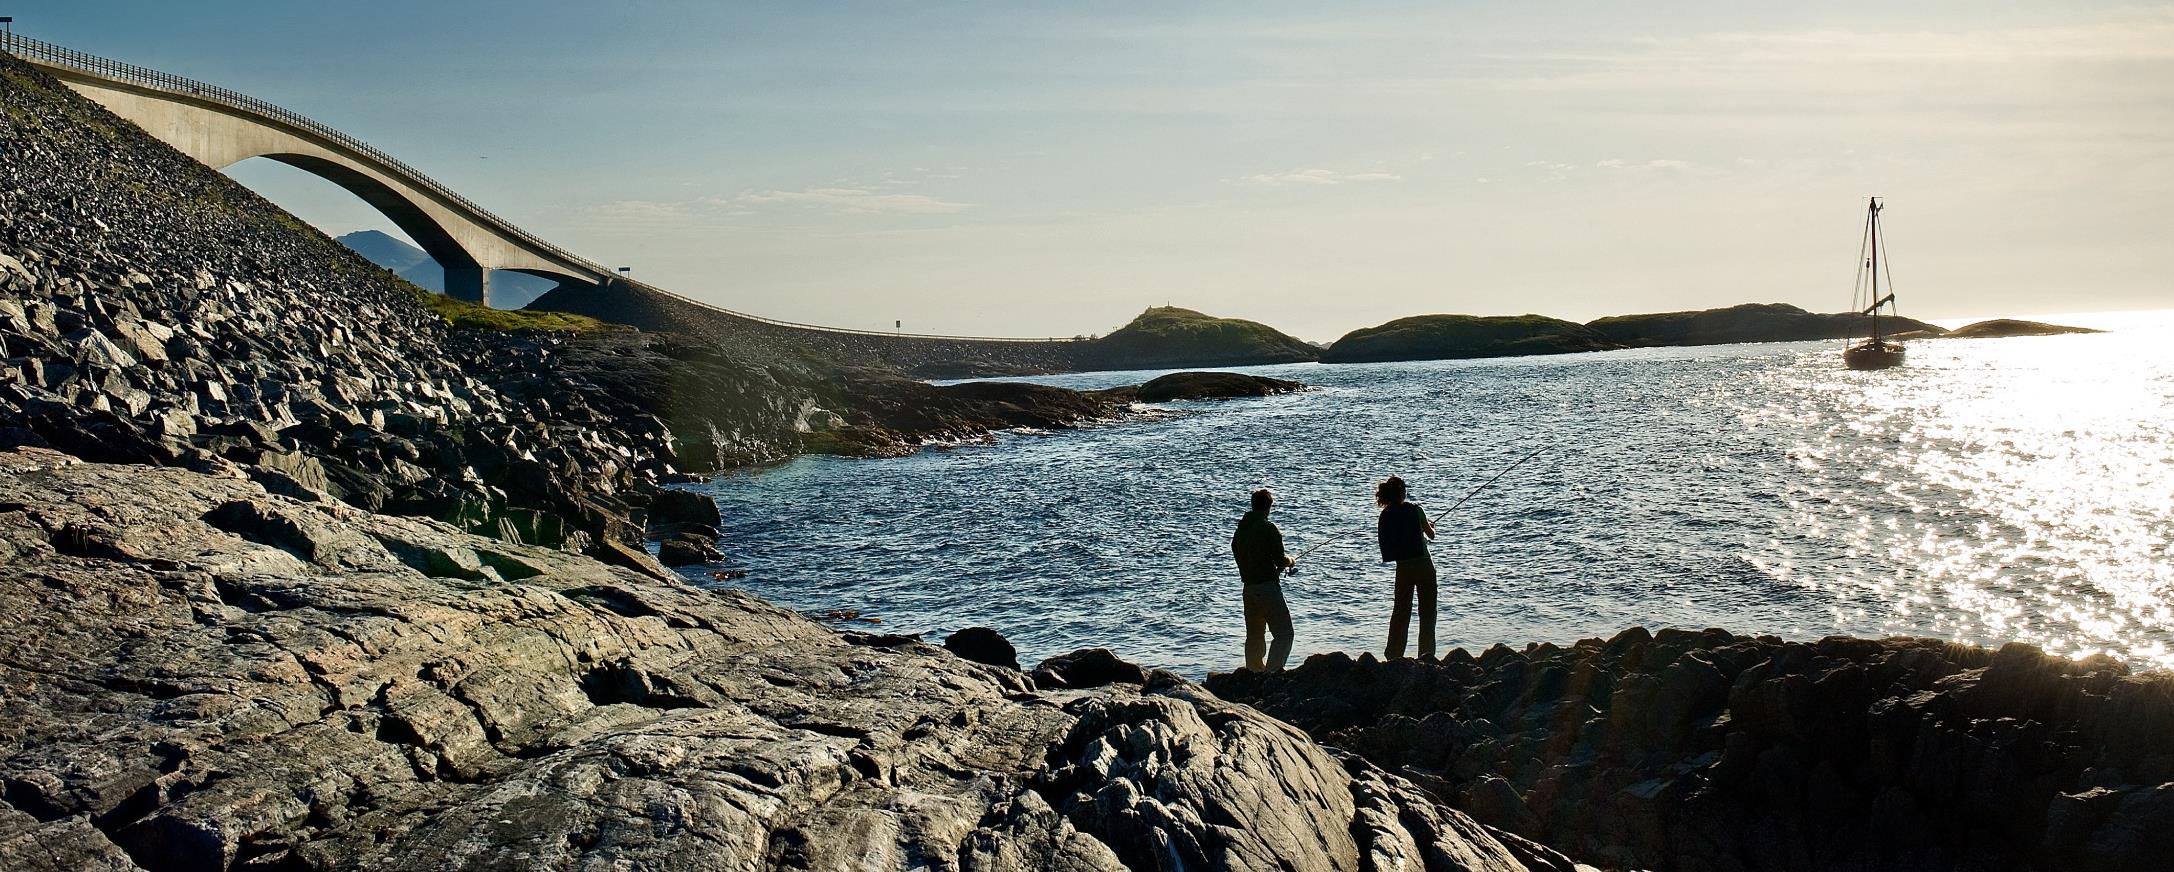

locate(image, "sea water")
[[686, 311, 2174, 676]]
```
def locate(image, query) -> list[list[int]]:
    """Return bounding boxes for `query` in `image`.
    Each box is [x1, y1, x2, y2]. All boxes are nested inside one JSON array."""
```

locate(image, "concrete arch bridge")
[[7, 32, 621, 307], [1, 32, 1070, 358]]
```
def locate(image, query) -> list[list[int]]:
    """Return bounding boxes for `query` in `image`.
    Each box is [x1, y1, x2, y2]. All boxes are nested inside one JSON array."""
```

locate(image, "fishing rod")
[[1285, 443, 1553, 571]]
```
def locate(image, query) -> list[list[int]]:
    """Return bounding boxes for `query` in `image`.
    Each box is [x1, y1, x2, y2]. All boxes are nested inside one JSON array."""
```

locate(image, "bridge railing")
[[2, 32, 1074, 344], [0, 31, 616, 280]]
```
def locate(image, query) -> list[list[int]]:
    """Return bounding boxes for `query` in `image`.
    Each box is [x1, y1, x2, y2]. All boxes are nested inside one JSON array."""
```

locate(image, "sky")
[[17, 1, 2174, 339]]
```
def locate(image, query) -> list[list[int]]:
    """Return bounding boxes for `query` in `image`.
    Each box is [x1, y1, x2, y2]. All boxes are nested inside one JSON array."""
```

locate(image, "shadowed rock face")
[[1207, 628, 2174, 872], [0, 449, 1562, 872]]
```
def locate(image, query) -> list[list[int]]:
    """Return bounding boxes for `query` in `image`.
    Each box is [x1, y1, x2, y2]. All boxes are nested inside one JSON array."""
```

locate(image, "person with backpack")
[[1230, 488, 1295, 671], [1376, 475, 1437, 660]]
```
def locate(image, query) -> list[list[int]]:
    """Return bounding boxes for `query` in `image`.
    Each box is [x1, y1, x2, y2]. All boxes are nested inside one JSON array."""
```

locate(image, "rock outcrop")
[[1102, 371, 1309, 403], [1208, 628, 2174, 872], [805, 370, 1129, 457], [0, 449, 1566, 871]]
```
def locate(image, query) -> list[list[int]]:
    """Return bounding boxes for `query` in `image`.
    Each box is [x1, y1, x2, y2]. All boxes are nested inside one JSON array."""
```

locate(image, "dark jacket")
[[1378, 502, 1430, 563], [1231, 509, 1287, 585]]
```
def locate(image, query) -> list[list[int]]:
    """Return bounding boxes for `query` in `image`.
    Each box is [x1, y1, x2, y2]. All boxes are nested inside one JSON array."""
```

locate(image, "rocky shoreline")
[[10, 447, 2165, 870], [1208, 630, 2174, 872], [0, 449, 1571, 871]]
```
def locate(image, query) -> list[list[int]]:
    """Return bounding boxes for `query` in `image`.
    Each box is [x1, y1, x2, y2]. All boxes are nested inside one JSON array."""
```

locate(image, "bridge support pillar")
[[445, 267, 489, 306]]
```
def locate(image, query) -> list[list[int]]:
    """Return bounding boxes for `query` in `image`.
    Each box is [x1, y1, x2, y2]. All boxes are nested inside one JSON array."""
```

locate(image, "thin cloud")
[[585, 185, 971, 227], [586, 199, 697, 224], [722, 187, 969, 215], [1597, 158, 1695, 171], [1239, 168, 1404, 186]]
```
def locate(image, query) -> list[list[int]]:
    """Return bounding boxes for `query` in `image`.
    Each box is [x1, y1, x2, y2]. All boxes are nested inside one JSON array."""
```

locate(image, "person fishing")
[[1230, 488, 1296, 671], [1376, 476, 1436, 660]]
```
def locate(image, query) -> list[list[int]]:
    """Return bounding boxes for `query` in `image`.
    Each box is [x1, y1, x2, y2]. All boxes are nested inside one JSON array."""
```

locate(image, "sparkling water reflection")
[[688, 313, 2174, 676]]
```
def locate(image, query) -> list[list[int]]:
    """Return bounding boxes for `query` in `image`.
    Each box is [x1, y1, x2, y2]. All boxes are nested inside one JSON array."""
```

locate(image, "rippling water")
[[685, 311, 2174, 676]]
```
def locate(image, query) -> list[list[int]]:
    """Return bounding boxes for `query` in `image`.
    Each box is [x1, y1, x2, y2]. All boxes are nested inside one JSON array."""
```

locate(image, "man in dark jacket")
[[1376, 475, 1437, 660], [1231, 488, 1295, 671]]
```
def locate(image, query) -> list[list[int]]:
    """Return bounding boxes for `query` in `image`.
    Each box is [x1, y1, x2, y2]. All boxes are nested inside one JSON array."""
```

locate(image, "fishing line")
[[1283, 443, 1554, 571]]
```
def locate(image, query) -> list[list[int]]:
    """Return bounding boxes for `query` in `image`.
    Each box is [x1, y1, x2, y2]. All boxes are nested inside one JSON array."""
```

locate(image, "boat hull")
[[1844, 341, 1906, 370]]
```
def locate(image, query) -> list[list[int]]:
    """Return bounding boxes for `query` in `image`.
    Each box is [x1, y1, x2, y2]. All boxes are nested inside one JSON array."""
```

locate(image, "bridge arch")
[[10, 33, 612, 305], [248, 152, 486, 278]]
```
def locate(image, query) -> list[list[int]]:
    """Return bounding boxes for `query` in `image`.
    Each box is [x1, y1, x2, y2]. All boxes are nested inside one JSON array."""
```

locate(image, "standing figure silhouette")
[[1376, 476, 1436, 660]]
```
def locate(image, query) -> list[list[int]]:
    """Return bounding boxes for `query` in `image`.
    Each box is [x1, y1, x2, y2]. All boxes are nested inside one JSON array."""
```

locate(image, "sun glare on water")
[[1746, 319, 2174, 669]]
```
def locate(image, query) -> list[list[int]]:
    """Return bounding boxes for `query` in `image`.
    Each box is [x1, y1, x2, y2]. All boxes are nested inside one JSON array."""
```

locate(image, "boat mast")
[[1868, 197, 1881, 343]]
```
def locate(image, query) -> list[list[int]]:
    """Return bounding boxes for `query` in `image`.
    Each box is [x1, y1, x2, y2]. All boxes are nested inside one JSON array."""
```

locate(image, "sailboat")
[[1844, 197, 1907, 370]]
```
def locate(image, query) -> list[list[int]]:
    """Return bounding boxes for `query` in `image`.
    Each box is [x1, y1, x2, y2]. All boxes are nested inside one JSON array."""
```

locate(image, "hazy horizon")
[[27, 1, 2173, 339]]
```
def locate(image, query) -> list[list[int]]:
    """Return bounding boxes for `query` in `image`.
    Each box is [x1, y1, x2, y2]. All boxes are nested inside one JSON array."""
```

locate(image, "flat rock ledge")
[[0, 449, 1570, 872]]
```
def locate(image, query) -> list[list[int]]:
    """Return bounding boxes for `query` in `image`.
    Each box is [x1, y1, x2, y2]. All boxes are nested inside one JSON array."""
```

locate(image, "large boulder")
[[945, 626, 1022, 671], [1032, 648, 1150, 689], [649, 487, 721, 530], [655, 537, 721, 567]]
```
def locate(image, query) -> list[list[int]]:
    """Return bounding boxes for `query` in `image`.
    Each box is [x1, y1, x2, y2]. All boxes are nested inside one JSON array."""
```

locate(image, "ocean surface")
[[683, 311, 2174, 676]]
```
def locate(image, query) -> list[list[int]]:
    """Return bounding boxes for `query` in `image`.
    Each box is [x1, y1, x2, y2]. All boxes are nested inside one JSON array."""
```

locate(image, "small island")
[[1074, 305, 1319, 370], [1104, 370, 1308, 403], [1321, 313, 1617, 363], [1940, 318, 2103, 339], [1586, 302, 1947, 347]]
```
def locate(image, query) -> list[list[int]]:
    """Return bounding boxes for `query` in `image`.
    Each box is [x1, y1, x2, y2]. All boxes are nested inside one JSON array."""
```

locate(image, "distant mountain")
[[1585, 302, 1946, 347], [336, 230, 432, 274], [334, 230, 559, 309], [1322, 314, 1617, 363]]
